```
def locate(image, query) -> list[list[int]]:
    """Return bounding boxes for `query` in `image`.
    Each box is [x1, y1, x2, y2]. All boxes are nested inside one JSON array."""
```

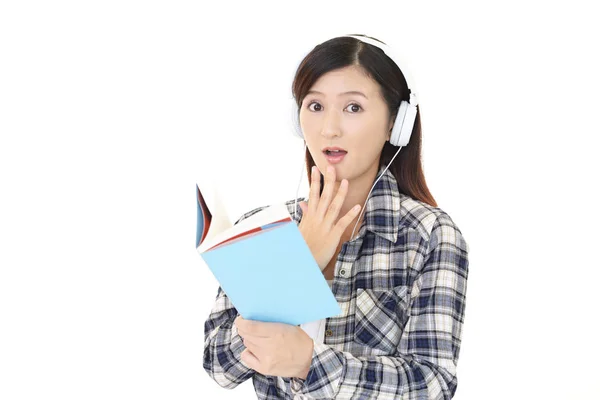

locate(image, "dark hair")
[[292, 34, 437, 207]]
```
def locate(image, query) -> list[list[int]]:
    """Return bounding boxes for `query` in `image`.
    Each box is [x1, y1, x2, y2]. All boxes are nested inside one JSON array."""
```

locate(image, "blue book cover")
[[196, 184, 341, 326]]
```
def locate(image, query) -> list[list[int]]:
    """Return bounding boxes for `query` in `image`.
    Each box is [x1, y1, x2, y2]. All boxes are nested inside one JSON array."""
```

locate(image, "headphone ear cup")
[[398, 102, 417, 147], [290, 98, 304, 139], [389, 101, 406, 146], [390, 100, 416, 147]]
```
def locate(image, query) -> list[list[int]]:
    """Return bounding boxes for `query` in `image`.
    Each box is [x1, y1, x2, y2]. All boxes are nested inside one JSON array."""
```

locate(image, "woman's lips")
[[323, 151, 347, 164]]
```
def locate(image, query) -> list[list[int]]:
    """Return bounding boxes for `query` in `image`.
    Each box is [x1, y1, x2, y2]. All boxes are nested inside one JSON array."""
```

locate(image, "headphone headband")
[[341, 35, 418, 107], [290, 34, 419, 231], [290, 34, 419, 148]]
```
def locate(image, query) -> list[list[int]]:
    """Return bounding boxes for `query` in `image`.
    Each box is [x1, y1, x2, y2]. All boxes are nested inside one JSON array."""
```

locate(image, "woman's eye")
[[346, 103, 362, 113], [307, 102, 362, 113], [307, 101, 323, 112]]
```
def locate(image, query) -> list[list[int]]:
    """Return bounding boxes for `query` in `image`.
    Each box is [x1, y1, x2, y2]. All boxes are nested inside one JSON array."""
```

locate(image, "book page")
[[197, 202, 292, 253], [196, 176, 233, 248]]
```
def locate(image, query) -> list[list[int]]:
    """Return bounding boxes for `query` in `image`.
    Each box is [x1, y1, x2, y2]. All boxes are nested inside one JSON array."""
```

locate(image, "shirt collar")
[[359, 165, 404, 243]]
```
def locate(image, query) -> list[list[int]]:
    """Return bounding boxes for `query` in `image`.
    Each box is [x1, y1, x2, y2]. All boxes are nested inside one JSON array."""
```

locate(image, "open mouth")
[[323, 150, 347, 164], [323, 150, 348, 156]]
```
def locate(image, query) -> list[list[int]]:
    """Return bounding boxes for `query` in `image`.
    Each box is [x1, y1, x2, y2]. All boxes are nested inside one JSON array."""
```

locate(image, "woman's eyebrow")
[[306, 90, 368, 99]]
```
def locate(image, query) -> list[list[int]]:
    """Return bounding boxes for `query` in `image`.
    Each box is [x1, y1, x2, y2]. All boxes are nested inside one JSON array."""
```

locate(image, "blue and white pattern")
[[203, 165, 470, 399]]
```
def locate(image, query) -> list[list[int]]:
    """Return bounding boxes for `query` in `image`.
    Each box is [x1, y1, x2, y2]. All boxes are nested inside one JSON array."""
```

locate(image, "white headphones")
[[290, 34, 420, 241], [290, 34, 419, 147]]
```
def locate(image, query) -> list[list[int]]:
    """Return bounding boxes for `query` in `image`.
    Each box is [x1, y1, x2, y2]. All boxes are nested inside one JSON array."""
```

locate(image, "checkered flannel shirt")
[[203, 166, 470, 399]]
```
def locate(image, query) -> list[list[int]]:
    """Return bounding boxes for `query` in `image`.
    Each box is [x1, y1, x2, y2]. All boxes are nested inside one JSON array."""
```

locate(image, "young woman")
[[203, 34, 470, 399]]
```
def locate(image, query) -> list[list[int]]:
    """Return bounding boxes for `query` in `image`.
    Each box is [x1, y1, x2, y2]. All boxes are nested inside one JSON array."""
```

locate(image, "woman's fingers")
[[335, 204, 362, 236], [299, 163, 363, 270], [309, 165, 350, 227], [299, 201, 310, 219], [308, 166, 320, 215], [323, 178, 348, 227], [317, 166, 336, 219], [298, 201, 306, 214]]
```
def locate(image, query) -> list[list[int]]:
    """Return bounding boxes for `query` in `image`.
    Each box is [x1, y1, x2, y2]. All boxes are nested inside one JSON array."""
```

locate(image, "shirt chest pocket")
[[353, 287, 409, 355]]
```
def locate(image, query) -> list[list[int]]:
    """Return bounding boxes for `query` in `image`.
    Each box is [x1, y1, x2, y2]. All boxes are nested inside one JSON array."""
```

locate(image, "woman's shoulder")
[[397, 193, 467, 249], [283, 197, 306, 223]]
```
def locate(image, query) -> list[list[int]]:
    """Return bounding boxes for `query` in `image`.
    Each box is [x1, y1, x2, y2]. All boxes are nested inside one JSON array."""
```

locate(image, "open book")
[[196, 183, 341, 326]]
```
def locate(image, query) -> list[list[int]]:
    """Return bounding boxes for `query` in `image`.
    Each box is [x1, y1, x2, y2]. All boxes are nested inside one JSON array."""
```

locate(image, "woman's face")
[[299, 65, 393, 183]]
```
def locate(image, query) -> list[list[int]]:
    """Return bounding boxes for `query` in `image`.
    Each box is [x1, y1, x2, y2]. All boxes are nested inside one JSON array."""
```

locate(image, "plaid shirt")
[[203, 166, 470, 399]]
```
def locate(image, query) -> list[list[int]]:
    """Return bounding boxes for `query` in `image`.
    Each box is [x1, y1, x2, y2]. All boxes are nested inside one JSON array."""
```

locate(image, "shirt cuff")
[[290, 341, 345, 398]]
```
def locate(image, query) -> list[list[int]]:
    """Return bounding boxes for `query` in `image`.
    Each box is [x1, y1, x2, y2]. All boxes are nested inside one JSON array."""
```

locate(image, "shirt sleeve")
[[202, 286, 255, 389], [202, 212, 259, 389], [290, 213, 470, 399]]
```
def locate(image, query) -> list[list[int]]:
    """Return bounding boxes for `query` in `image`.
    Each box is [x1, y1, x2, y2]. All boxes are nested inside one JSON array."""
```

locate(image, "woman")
[[203, 34, 470, 399]]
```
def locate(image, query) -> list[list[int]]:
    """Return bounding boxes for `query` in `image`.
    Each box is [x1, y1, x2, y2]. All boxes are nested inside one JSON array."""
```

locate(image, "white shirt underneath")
[[299, 279, 333, 344]]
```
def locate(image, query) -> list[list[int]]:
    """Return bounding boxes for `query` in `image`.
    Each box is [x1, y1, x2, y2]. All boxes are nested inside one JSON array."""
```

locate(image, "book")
[[196, 183, 341, 326]]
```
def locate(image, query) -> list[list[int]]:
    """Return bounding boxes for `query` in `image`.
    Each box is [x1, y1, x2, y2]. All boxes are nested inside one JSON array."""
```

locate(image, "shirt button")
[[340, 269, 346, 275], [325, 329, 333, 337]]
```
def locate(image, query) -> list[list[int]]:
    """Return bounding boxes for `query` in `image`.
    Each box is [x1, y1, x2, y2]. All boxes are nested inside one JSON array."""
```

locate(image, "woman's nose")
[[320, 110, 342, 138]]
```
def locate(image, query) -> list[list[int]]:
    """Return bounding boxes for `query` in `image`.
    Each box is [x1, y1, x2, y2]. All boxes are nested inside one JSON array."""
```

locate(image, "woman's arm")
[[289, 213, 470, 399], [202, 286, 256, 389], [202, 208, 266, 388]]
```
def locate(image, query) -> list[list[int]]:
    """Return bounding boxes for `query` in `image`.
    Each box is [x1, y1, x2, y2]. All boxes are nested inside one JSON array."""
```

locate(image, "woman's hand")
[[298, 165, 362, 271], [235, 316, 314, 379]]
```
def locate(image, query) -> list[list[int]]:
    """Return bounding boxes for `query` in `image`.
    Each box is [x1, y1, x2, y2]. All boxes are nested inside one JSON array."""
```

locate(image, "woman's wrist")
[[297, 337, 314, 379]]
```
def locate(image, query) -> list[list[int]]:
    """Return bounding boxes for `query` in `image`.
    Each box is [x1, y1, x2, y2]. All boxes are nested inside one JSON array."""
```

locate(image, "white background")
[[1, 1, 599, 399]]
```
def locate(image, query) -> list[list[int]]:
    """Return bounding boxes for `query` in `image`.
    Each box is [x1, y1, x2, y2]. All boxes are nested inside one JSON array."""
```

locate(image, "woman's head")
[[292, 34, 437, 207]]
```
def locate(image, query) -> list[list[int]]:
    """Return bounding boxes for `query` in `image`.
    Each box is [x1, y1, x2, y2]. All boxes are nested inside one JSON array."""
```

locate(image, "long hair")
[[292, 34, 437, 207]]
